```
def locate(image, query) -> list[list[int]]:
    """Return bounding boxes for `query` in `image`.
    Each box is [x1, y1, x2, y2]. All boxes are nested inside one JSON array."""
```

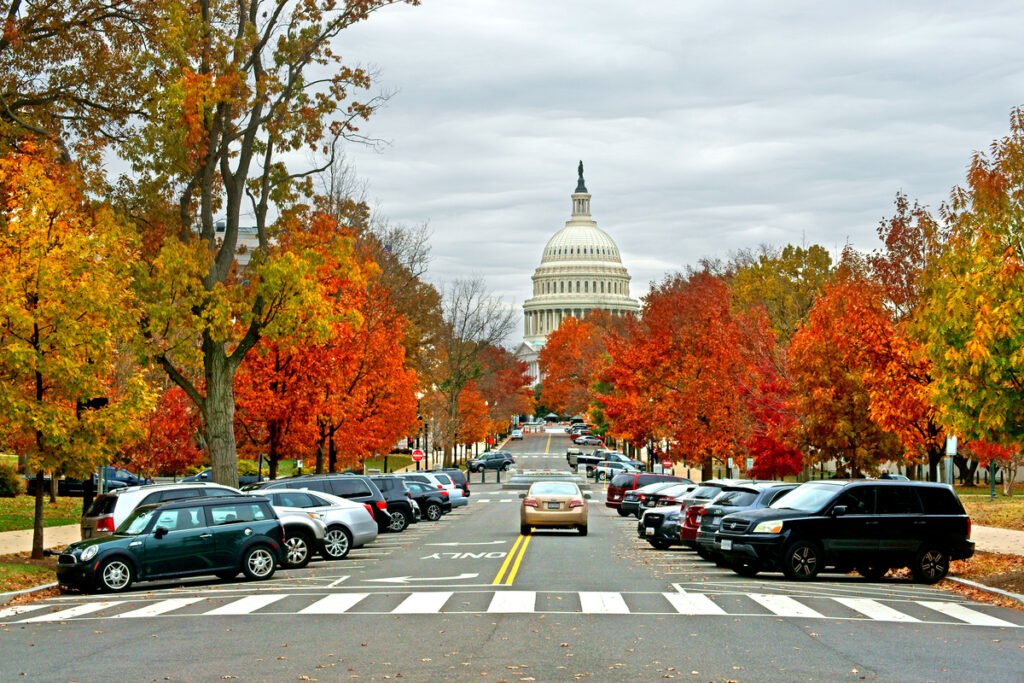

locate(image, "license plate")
[[695, 515, 702, 523], [721, 539, 732, 551], [645, 527, 655, 535], [547, 502, 559, 510]]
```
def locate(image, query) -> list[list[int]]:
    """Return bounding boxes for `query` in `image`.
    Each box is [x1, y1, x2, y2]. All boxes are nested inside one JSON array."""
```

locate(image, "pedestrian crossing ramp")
[[4, 589, 1020, 628]]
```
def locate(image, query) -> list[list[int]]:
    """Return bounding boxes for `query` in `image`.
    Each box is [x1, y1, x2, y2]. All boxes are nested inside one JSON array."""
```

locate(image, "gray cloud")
[[339, 0, 1024, 329]]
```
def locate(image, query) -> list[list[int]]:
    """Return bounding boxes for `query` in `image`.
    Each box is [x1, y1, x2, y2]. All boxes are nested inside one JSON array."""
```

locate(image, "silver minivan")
[[81, 483, 241, 538]]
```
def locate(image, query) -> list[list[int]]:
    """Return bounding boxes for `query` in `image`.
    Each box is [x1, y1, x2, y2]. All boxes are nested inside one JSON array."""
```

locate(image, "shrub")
[[237, 459, 259, 477], [184, 463, 208, 476], [0, 463, 24, 497]]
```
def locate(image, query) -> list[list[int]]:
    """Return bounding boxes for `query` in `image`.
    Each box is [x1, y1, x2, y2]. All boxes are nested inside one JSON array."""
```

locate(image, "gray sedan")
[[259, 488, 378, 560]]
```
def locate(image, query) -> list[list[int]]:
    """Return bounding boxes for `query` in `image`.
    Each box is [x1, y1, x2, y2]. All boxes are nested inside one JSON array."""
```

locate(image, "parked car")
[[271, 509, 327, 569], [26, 473, 128, 497], [574, 435, 604, 446], [677, 481, 755, 549], [397, 472, 465, 508], [402, 480, 452, 520], [565, 447, 583, 468], [467, 451, 515, 473], [695, 482, 797, 561], [244, 475, 393, 533], [606, 472, 685, 514], [715, 480, 975, 582], [638, 507, 684, 550], [183, 468, 265, 486], [369, 475, 416, 532], [430, 467, 470, 497], [577, 451, 642, 476], [676, 480, 752, 514], [257, 488, 378, 560], [56, 496, 285, 592], [520, 481, 591, 535], [620, 481, 682, 518], [593, 460, 639, 482], [81, 483, 242, 538], [510, 429, 524, 440], [638, 482, 698, 512]]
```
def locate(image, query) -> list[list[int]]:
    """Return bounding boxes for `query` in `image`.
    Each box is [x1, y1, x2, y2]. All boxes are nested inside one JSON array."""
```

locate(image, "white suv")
[[81, 483, 241, 538]]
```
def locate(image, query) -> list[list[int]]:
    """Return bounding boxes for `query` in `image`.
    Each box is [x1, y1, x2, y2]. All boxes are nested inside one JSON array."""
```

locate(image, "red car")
[[605, 472, 686, 514], [679, 504, 704, 548]]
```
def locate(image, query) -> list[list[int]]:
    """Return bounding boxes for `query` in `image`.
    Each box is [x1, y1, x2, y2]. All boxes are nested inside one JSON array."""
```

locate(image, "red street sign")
[[661, 459, 673, 469], [411, 449, 425, 462]]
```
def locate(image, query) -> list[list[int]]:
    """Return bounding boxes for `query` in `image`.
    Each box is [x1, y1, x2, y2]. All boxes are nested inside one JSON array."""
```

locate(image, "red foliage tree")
[[119, 386, 204, 479]]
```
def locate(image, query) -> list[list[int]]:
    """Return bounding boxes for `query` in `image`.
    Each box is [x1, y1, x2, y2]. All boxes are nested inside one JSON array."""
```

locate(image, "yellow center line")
[[503, 534, 531, 585], [544, 435, 551, 454], [492, 535, 524, 584]]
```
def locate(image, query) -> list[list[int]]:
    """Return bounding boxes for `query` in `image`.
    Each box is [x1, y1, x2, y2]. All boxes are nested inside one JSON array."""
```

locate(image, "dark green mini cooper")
[[56, 496, 285, 592]]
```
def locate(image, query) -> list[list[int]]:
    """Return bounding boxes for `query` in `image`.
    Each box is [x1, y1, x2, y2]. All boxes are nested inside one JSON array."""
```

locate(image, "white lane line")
[[476, 499, 491, 503], [749, 593, 825, 619], [392, 591, 453, 614], [0, 604, 47, 620], [487, 591, 536, 613], [114, 597, 204, 619], [326, 576, 350, 588], [833, 597, 919, 623], [299, 593, 369, 614], [204, 594, 288, 616], [663, 592, 726, 615], [21, 601, 124, 622], [579, 591, 630, 614], [918, 601, 1018, 627]]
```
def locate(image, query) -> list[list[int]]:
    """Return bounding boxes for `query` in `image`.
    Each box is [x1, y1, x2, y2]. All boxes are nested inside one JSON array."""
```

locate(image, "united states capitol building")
[[514, 163, 640, 384]]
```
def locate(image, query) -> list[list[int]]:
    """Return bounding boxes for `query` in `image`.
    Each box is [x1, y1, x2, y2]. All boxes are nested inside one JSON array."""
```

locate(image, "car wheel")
[[911, 547, 950, 584], [732, 561, 760, 578], [781, 539, 822, 580], [648, 539, 670, 550], [322, 526, 352, 561], [97, 557, 133, 592], [578, 525, 588, 536], [501, 464, 509, 472], [426, 503, 443, 521], [520, 524, 531, 535], [856, 564, 889, 580], [617, 508, 630, 517], [242, 545, 277, 581], [216, 570, 237, 581], [283, 531, 313, 569], [388, 509, 409, 532]]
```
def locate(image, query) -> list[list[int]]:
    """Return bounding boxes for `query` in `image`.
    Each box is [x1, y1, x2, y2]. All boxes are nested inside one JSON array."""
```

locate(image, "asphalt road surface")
[[2, 431, 1023, 682]]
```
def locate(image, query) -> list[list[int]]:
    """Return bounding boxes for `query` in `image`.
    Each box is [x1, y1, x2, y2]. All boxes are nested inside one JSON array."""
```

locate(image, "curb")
[[947, 576, 1024, 606], [0, 581, 58, 605]]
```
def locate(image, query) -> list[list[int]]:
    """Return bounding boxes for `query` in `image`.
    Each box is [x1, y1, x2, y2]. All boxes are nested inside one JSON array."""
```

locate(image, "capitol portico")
[[515, 163, 641, 383]]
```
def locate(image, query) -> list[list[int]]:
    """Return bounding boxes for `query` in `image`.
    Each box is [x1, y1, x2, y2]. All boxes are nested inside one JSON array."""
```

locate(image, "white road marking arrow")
[[365, 573, 479, 584], [425, 541, 506, 547]]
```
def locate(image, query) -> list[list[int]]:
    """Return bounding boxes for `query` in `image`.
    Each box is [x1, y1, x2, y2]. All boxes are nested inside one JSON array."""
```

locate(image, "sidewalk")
[[0, 524, 80, 556], [971, 525, 1024, 555]]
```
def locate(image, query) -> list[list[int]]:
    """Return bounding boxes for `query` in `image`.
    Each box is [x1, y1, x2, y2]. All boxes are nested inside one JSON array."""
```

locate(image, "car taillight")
[[363, 504, 374, 517], [375, 500, 388, 510], [438, 485, 445, 490], [569, 500, 583, 508], [524, 499, 538, 508], [440, 491, 449, 498], [96, 517, 114, 532], [406, 492, 412, 499], [967, 517, 972, 538]]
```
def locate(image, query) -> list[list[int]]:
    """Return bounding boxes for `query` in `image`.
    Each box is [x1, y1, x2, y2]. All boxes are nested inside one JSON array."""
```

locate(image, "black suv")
[[715, 480, 974, 583], [369, 476, 415, 532], [467, 451, 515, 473], [246, 475, 393, 532]]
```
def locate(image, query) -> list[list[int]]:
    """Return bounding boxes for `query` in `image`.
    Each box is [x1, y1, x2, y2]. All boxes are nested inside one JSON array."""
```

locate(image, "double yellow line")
[[492, 534, 530, 585]]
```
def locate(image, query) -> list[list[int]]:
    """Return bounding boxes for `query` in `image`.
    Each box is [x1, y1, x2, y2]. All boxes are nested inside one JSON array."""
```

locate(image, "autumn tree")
[[119, 385, 203, 480], [0, 142, 150, 557], [922, 107, 1024, 458], [476, 345, 532, 436]]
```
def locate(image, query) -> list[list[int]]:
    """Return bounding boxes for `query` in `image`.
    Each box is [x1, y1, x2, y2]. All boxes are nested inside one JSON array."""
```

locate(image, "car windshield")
[[715, 490, 757, 507], [529, 483, 579, 496], [769, 484, 837, 512], [659, 484, 691, 497], [117, 507, 159, 535], [689, 485, 722, 499]]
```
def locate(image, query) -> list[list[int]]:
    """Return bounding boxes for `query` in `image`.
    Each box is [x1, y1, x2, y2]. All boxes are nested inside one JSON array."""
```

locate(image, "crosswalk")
[[5, 589, 1020, 628]]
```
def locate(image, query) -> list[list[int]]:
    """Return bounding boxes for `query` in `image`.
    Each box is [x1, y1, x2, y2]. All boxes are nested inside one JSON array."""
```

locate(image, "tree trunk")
[[328, 430, 337, 473], [314, 425, 325, 474], [203, 346, 239, 488], [31, 470, 45, 559], [927, 445, 943, 482], [701, 460, 712, 482], [268, 421, 281, 480], [48, 473, 57, 503]]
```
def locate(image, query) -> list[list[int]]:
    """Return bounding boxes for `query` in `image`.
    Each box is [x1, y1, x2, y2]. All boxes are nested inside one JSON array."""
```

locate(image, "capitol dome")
[[520, 162, 640, 349]]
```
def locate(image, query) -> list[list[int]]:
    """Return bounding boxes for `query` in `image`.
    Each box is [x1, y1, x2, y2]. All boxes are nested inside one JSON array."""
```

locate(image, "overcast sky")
[[340, 0, 1024, 334]]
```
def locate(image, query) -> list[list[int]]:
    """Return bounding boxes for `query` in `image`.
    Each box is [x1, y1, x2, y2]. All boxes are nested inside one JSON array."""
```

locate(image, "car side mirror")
[[518, 493, 525, 499], [584, 493, 592, 500], [154, 526, 169, 539], [831, 505, 847, 517]]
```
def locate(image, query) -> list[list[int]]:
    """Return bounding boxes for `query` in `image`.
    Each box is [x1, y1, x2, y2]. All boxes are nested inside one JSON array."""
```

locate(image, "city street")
[[2, 431, 1022, 682]]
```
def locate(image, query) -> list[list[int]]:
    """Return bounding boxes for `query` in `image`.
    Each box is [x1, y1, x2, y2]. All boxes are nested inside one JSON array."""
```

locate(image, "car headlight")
[[752, 520, 784, 534], [80, 545, 99, 562]]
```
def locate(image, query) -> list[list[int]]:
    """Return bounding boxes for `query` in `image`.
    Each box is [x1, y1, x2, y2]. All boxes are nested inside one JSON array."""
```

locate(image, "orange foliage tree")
[[476, 346, 533, 436], [119, 386, 204, 479]]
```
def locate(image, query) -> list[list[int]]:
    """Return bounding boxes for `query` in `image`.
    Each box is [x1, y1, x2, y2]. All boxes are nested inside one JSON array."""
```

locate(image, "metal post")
[[991, 460, 997, 499]]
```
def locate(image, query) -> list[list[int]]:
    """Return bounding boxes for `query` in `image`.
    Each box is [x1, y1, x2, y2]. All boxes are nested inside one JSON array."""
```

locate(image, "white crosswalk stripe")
[[15, 590, 1022, 627]]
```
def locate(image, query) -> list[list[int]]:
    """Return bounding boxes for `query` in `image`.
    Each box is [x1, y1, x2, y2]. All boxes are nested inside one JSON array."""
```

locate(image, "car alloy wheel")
[[284, 534, 311, 568], [782, 540, 821, 580], [388, 510, 408, 532], [243, 546, 276, 580], [426, 504, 443, 521], [323, 527, 351, 560], [99, 558, 133, 592], [912, 547, 949, 584]]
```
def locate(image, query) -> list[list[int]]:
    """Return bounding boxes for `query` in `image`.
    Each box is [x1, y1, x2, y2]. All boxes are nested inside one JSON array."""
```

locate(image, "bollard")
[[480, 467, 486, 484], [496, 467, 502, 484]]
